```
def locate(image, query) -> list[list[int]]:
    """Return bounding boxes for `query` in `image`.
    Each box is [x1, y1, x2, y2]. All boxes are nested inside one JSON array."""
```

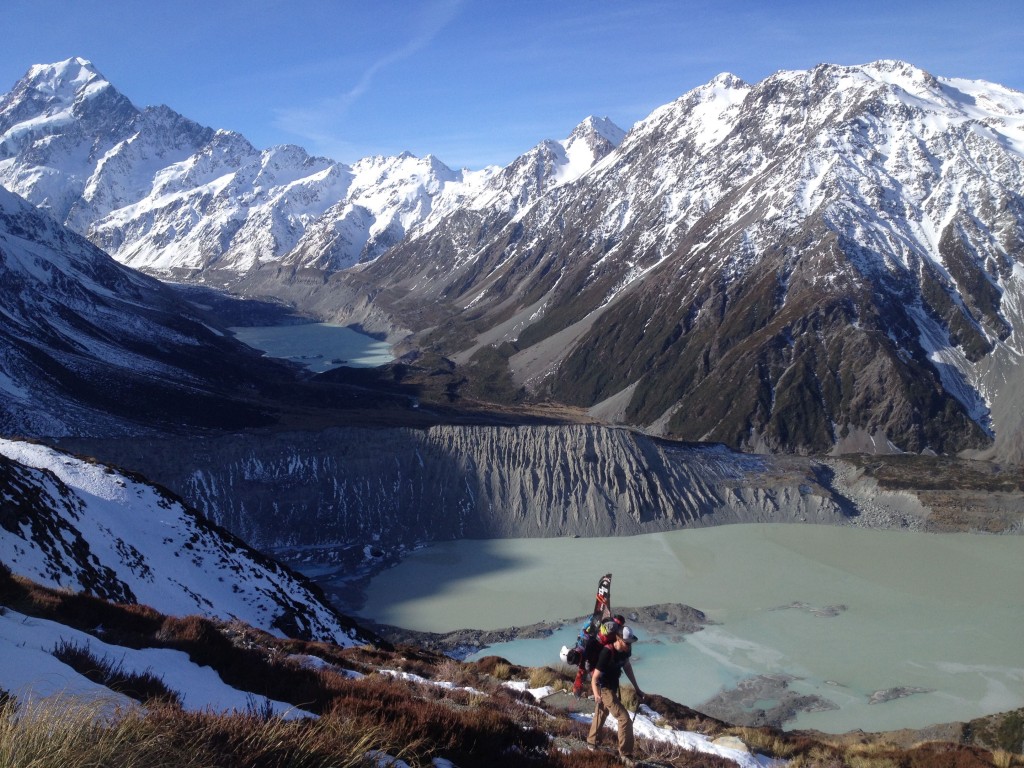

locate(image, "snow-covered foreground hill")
[[0, 607, 309, 719], [0, 437, 373, 646]]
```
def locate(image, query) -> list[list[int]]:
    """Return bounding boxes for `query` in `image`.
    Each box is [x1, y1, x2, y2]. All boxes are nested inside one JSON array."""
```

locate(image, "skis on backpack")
[[559, 573, 614, 697], [593, 572, 612, 621]]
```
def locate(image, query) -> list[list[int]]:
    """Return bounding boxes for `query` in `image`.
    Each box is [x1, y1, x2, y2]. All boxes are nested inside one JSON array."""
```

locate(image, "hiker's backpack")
[[558, 574, 619, 697], [564, 615, 621, 670]]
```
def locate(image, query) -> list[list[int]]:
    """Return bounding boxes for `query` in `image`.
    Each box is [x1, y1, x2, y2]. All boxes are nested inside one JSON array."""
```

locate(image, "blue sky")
[[3, 0, 1023, 170]]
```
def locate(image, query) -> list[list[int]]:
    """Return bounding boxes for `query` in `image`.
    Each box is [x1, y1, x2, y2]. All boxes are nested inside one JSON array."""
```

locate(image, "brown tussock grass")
[[2, 565, 1018, 768], [0, 694, 418, 768]]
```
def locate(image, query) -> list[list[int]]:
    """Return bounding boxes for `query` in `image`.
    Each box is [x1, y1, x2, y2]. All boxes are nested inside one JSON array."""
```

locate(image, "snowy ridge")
[[0, 184, 182, 375], [4, 57, 1024, 453], [0, 438, 372, 645], [0, 58, 625, 276], [471, 115, 625, 215], [599, 60, 1024, 269]]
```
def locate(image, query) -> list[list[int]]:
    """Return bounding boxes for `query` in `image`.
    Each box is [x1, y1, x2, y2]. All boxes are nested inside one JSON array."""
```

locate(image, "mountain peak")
[[22, 57, 108, 100], [859, 59, 943, 95], [569, 115, 626, 147], [708, 72, 747, 89], [860, 58, 929, 78], [554, 116, 625, 183], [799, 59, 941, 97]]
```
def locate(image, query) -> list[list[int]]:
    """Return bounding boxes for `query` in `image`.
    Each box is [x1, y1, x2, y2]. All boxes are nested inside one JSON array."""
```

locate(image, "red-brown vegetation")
[[1, 567, 1019, 767]]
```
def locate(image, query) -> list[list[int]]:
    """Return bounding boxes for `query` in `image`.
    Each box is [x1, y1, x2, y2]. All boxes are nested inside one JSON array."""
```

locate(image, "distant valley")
[[3, 50, 1022, 616], [5, 57, 1024, 459], [3, 53, 1022, 592], [1, 54, 1023, 757]]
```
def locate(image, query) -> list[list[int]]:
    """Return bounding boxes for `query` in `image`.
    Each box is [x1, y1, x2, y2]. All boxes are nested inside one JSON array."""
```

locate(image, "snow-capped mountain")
[[0, 182, 293, 437], [350, 61, 1024, 459], [4, 57, 1024, 459], [0, 437, 373, 645], [0, 58, 621, 278], [0, 59, 139, 220], [460, 115, 625, 217]]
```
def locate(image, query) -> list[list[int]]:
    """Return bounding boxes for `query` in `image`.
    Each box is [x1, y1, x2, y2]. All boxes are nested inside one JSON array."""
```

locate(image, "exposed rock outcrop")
[[63, 425, 857, 555]]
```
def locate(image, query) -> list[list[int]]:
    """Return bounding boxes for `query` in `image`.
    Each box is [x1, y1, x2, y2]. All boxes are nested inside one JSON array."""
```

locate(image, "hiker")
[[587, 625, 645, 761], [565, 612, 626, 695]]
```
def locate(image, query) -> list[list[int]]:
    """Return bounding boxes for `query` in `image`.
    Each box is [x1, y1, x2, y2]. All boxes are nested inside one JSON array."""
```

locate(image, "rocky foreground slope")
[[0, 437, 374, 645], [2, 565, 1020, 766]]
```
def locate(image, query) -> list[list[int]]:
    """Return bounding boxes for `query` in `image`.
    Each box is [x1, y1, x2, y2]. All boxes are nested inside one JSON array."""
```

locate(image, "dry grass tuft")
[[51, 639, 181, 706], [990, 749, 1024, 768], [0, 694, 419, 768], [474, 655, 526, 679], [489, 661, 513, 680], [0, 695, 152, 768], [434, 656, 475, 687], [528, 666, 561, 689], [785, 744, 846, 767], [725, 726, 806, 759], [784, 740, 1011, 768]]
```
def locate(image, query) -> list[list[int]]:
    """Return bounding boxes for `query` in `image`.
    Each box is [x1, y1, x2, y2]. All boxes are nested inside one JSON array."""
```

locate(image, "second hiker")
[[587, 624, 645, 761]]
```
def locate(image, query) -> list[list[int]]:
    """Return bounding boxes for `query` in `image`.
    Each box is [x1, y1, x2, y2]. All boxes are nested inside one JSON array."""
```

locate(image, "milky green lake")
[[230, 323, 393, 372], [358, 524, 1024, 733]]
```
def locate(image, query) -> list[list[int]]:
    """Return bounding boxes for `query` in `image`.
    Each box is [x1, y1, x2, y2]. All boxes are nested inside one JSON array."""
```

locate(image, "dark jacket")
[[594, 644, 632, 691]]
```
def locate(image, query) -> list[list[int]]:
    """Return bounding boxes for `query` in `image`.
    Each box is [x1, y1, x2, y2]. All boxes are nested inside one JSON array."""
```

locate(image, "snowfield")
[[0, 438, 371, 646], [0, 608, 309, 719]]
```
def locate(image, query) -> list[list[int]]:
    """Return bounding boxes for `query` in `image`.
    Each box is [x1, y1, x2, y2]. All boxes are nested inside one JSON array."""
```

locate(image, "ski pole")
[[631, 694, 643, 724]]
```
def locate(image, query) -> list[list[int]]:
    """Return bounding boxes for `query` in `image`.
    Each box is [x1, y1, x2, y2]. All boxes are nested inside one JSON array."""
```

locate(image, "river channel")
[[357, 524, 1024, 733]]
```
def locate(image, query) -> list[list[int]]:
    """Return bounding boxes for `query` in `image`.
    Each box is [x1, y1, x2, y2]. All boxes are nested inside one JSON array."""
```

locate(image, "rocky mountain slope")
[[354, 61, 1024, 461], [0, 182, 314, 437], [5, 58, 1024, 459], [63, 426, 854, 553], [65, 422, 1019, 606], [0, 437, 374, 644]]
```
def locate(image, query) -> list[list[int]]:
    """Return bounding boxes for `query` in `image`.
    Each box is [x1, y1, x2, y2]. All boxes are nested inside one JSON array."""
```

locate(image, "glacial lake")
[[358, 524, 1024, 734], [229, 323, 394, 372]]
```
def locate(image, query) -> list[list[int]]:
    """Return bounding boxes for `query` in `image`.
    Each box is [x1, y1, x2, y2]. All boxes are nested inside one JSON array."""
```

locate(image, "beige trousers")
[[587, 686, 634, 757]]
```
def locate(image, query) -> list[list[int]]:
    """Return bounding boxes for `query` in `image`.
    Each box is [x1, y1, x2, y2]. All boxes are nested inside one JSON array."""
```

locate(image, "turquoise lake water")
[[230, 323, 394, 372], [357, 525, 1024, 733]]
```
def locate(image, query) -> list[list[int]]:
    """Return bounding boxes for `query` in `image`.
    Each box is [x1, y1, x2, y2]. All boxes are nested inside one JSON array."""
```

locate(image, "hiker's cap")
[[621, 626, 638, 644]]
